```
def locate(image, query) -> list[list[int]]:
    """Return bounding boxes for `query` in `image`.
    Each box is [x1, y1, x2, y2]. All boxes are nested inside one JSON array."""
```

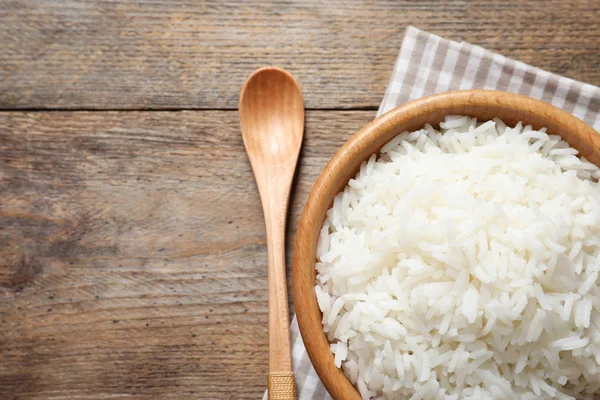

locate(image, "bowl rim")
[[292, 89, 600, 400]]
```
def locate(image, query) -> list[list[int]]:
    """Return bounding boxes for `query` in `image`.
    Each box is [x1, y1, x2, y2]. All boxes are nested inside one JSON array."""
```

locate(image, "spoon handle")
[[262, 188, 296, 400], [268, 372, 296, 399]]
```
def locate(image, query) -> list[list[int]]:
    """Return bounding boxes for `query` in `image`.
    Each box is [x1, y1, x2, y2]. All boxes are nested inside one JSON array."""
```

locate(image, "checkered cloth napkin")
[[264, 26, 600, 400]]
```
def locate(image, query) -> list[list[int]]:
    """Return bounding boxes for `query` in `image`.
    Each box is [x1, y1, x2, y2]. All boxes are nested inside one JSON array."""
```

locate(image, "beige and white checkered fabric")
[[379, 27, 600, 128], [264, 26, 600, 400]]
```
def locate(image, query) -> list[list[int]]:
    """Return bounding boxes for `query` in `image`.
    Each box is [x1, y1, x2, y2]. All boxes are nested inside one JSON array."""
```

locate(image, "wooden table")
[[1, 1, 599, 399]]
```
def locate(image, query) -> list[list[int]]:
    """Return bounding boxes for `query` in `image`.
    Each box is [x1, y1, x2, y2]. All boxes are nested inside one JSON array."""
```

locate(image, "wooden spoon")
[[239, 67, 304, 400]]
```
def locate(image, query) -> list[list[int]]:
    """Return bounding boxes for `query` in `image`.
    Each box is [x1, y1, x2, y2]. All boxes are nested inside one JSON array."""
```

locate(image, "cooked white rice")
[[315, 116, 600, 399]]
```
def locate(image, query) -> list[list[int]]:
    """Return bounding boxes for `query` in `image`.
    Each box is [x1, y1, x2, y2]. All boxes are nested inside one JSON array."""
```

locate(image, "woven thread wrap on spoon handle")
[[268, 372, 296, 400]]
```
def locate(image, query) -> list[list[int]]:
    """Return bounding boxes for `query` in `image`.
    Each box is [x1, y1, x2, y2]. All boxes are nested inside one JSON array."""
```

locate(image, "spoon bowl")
[[240, 67, 304, 167]]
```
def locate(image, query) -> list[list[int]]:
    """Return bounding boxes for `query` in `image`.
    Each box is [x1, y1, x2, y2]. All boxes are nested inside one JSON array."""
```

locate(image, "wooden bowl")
[[292, 90, 600, 400]]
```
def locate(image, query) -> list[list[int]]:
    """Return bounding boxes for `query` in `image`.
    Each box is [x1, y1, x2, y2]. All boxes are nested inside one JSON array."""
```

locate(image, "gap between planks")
[[0, 107, 380, 113]]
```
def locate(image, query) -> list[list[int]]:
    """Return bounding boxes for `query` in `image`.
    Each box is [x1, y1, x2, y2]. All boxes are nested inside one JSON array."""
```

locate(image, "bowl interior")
[[292, 90, 600, 400]]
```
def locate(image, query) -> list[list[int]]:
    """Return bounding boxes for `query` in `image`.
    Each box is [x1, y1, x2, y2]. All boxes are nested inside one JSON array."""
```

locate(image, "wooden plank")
[[1, 0, 599, 110], [0, 109, 376, 399]]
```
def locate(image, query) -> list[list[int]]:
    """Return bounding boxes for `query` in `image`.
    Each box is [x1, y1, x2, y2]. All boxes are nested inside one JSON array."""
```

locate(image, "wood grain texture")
[[1, 0, 599, 110], [293, 91, 600, 400], [0, 109, 375, 399]]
